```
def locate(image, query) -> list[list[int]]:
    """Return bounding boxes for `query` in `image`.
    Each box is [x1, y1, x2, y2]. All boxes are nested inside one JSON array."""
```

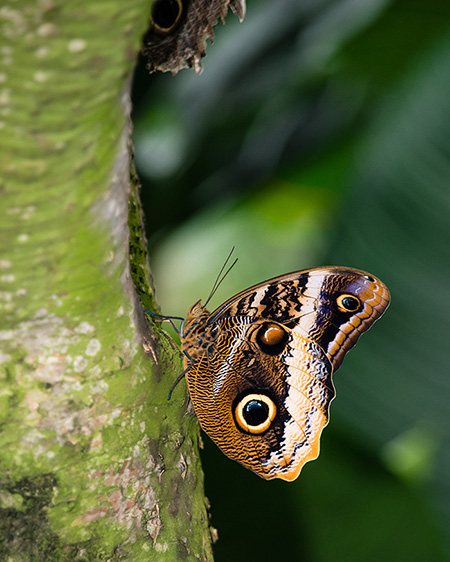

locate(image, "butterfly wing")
[[184, 267, 390, 480], [186, 317, 335, 480], [143, 0, 245, 74], [209, 266, 390, 371]]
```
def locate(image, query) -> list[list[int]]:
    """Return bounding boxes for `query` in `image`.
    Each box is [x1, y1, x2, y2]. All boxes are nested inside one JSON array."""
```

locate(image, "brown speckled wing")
[[143, 0, 246, 74], [181, 267, 390, 480]]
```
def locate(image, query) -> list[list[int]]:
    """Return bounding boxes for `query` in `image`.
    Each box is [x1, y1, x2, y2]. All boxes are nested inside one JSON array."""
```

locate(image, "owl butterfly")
[[178, 266, 390, 481], [143, 0, 245, 74]]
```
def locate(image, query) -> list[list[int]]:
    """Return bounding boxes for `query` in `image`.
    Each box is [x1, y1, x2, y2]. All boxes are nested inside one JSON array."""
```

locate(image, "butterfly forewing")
[[181, 266, 390, 480], [209, 267, 390, 371]]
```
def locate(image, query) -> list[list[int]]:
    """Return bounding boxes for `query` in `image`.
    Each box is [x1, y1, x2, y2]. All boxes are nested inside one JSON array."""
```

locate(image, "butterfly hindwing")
[[181, 266, 390, 480]]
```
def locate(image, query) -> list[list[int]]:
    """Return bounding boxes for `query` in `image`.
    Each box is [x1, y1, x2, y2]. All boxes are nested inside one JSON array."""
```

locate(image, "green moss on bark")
[[0, 474, 60, 561], [0, 1, 213, 560]]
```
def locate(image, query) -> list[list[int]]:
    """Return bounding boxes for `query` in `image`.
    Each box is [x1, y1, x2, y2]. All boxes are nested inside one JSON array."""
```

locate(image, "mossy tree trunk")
[[0, 1, 212, 560]]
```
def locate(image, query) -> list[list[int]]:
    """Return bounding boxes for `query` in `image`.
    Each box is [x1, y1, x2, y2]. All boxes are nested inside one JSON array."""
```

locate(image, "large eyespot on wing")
[[186, 316, 336, 481], [254, 322, 290, 355], [185, 344, 289, 481], [336, 293, 361, 313], [234, 393, 277, 434], [150, 0, 184, 36]]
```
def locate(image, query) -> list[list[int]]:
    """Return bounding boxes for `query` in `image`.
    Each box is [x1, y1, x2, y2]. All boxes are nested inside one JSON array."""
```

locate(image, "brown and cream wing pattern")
[[208, 266, 390, 371], [181, 266, 390, 481]]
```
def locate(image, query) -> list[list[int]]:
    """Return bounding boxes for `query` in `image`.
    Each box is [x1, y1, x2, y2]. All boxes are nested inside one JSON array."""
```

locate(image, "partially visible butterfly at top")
[[143, 0, 246, 74], [148, 251, 390, 481]]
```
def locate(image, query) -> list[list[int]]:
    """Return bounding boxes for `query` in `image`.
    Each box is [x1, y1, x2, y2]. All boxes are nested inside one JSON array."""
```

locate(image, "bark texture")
[[0, 1, 213, 560]]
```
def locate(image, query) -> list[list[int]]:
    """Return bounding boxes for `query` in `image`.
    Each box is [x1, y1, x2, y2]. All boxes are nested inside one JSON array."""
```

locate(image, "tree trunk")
[[0, 1, 213, 560]]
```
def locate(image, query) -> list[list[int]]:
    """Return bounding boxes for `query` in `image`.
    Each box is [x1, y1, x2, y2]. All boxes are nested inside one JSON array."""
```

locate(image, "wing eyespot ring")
[[151, 0, 183, 35], [255, 322, 289, 355], [234, 393, 276, 434], [336, 294, 361, 313]]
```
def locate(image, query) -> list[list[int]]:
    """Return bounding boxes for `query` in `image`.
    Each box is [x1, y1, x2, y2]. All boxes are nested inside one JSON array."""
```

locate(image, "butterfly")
[[175, 265, 390, 481], [143, 0, 245, 73]]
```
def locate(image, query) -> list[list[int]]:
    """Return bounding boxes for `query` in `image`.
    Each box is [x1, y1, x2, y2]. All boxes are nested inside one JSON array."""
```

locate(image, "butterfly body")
[[180, 267, 390, 481]]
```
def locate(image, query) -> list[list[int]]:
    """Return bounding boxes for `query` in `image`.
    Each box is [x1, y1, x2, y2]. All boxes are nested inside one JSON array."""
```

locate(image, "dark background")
[[132, 0, 450, 559]]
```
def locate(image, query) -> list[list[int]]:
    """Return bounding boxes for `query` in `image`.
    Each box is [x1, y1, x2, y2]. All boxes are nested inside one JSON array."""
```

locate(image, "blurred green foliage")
[[132, 0, 450, 560]]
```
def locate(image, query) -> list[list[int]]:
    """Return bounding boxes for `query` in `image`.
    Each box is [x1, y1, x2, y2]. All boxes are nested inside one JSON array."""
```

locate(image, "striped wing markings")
[[214, 322, 334, 415], [298, 272, 390, 367], [258, 329, 331, 478], [207, 267, 342, 321], [210, 269, 389, 368], [264, 331, 334, 479], [192, 324, 334, 478], [214, 336, 293, 478], [214, 271, 389, 373], [186, 332, 278, 477]]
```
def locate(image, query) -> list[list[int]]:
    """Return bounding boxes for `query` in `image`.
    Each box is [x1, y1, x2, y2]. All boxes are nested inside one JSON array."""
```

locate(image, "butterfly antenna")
[[204, 246, 238, 308], [146, 309, 184, 335]]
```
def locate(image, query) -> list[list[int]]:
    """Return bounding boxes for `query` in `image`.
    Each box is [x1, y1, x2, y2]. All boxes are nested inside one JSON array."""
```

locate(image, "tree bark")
[[0, 1, 213, 560]]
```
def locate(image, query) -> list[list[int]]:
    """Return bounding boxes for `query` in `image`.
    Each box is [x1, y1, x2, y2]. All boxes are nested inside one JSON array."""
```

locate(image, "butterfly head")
[[188, 300, 206, 317], [180, 301, 214, 365]]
